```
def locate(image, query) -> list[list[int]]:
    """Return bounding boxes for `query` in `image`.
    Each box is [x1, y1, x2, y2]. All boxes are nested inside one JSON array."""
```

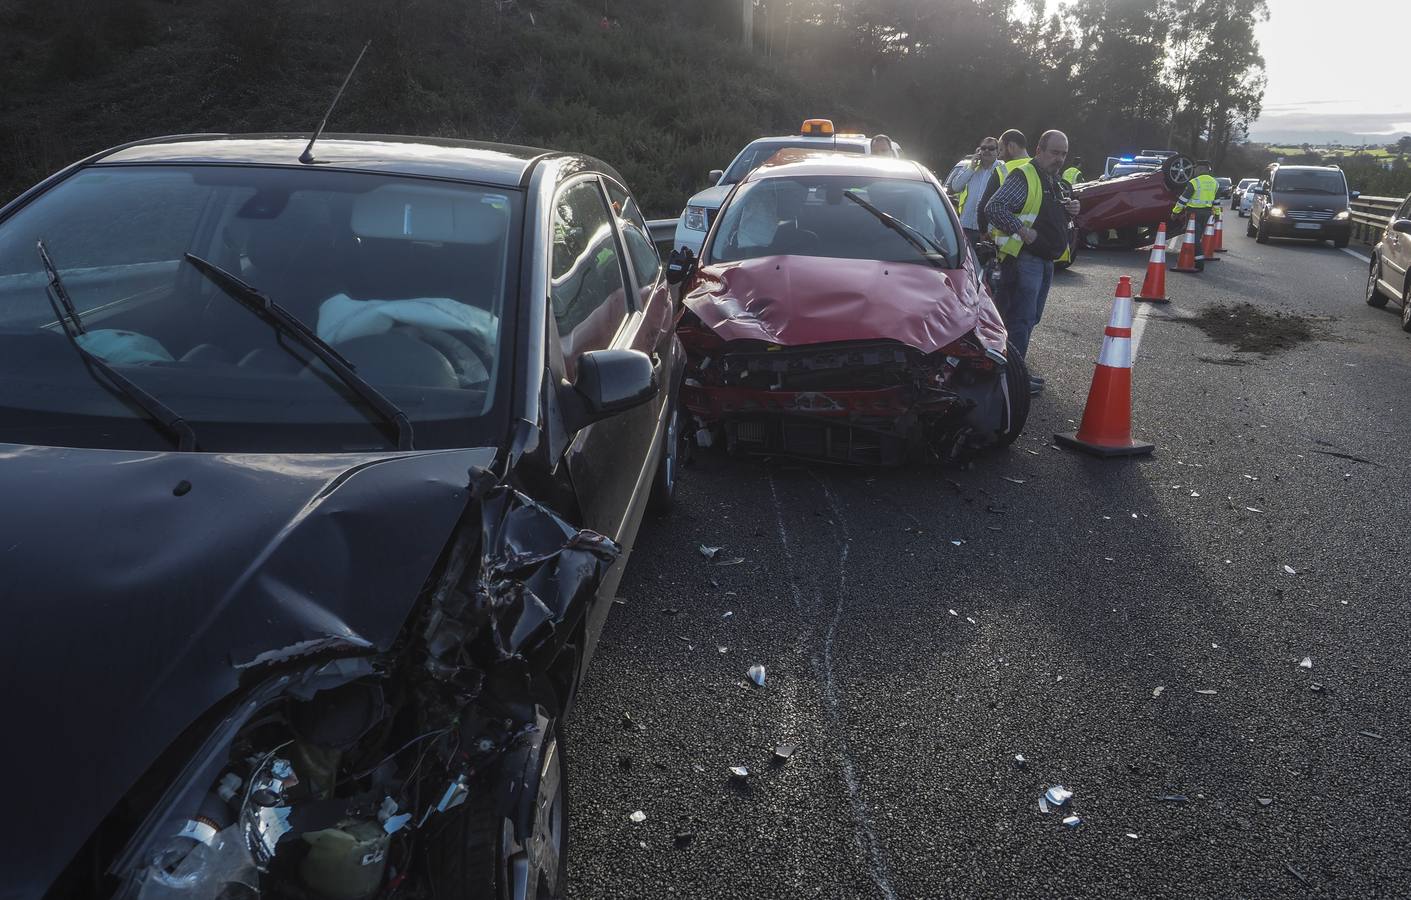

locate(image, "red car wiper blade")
[[843, 190, 953, 268], [37, 240, 198, 451], [183, 253, 414, 451]]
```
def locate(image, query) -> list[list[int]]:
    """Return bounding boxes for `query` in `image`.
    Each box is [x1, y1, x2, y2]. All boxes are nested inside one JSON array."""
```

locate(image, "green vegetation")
[[0, 0, 1271, 215]]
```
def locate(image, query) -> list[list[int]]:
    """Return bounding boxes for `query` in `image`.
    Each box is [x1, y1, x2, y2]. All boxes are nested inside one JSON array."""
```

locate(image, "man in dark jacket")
[[985, 129, 1081, 394]]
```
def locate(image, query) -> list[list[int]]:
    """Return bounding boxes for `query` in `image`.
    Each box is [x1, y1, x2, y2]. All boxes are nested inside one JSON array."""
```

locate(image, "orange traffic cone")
[[1136, 222, 1170, 303], [1055, 276, 1155, 458], [1215, 207, 1228, 253], [1200, 216, 1219, 261], [1170, 213, 1200, 273]]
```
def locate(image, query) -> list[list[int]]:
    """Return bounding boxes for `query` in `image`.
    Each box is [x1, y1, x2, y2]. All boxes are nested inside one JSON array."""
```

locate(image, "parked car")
[[666, 154, 1027, 467], [1365, 192, 1411, 332], [1073, 154, 1196, 248], [1215, 176, 1233, 202], [1248, 164, 1356, 247], [673, 119, 876, 255], [0, 132, 684, 899], [1233, 177, 1259, 215]]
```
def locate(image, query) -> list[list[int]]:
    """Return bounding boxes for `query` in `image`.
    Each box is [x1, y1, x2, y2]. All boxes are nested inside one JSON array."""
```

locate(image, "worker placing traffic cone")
[[1201, 215, 1220, 262], [1056, 276, 1155, 458], [1170, 212, 1201, 273], [1136, 221, 1170, 303], [1215, 206, 1228, 253]]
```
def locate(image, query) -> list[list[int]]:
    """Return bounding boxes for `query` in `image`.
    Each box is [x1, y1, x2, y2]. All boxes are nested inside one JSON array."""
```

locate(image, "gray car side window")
[[1398, 195, 1411, 219], [550, 177, 630, 367], [604, 180, 661, 295]]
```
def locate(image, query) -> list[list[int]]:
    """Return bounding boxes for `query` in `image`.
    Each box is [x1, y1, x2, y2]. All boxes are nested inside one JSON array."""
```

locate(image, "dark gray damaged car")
[[0, 134, 685, 899]]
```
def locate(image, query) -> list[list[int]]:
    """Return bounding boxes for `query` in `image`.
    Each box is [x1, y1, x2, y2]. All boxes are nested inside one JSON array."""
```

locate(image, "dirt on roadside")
[[1181, 302, 1325, 355]]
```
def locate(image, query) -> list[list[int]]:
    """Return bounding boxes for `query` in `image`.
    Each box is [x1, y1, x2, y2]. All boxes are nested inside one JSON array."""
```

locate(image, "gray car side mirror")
[[709, 169, 725, 184], [1392, 219, 1411, 235], [563, 349, 658, 432]]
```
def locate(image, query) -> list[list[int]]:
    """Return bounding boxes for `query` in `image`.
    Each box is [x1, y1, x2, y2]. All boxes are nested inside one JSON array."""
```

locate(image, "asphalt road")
[[564, 218, 1411, 898]]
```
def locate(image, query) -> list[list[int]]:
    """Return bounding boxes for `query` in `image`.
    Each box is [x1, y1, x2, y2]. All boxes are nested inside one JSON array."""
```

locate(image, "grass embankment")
[[0, 0, 865, 215]]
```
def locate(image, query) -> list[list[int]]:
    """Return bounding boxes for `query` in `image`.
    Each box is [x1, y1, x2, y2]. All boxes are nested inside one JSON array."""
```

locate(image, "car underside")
[[677, 323, 1025, 466]]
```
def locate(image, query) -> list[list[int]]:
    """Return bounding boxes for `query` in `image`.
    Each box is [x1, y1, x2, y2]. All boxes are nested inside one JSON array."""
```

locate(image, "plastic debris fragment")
[[747, 665, 766, 687], [1062, 815, 1081, 828], [1299, 657, 1313, 669], [718, 646, 728, 654], [1002, 476, 1026, 485], [629, 810, 647, 823], [1359, 730, 1384, 740], [1126, 832, 1140, 840], [774, 743, 798, 762], [1044, 786, 1073, 807], [722, 611, 734, 619], [948, 609, 958, 617], [1246, 506, 1263, 513], [950, 540, 965, 546], [966, 617, 977, 625], [717, 557, 745, 566], [1282, 565, 1296, 575], [1195, 689, 1217, 695], [1285, 864, 1309, 887], [1152, 686, 1165, 698], [1258, 797, 1273, 807], [1158, 794, 1189, 804], [1013, 754, 1027, 768], [1038, 796, 1050, 814], [1310, 682, 1324, 693], [729, 766, 749, 779], [699, 545, 722, 560]]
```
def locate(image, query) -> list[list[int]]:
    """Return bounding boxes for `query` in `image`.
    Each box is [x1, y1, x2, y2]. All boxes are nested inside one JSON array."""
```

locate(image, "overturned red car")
[[666, 154, 1028, 466], [1072, 154, 1196, 249]]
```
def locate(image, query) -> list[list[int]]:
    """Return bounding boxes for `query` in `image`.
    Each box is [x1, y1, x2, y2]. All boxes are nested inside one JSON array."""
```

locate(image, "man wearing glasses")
[[946, 136, 1006, 250]]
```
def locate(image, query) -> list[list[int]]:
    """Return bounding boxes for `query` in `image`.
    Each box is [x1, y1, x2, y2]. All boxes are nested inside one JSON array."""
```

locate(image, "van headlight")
[[1334, 210, 1350, 220], [1269, 207, 1285, 218], [683, 206, 710, 231]]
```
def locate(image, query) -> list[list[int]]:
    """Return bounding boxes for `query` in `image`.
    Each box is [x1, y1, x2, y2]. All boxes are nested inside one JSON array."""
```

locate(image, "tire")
[[1161, 155, 1196, 192], [426, 710, 568, 900], [1402, 278, 1411, 332], [999, 341, 1030, 446], [1334, 235, 1350, 249], [1246, 218, 1256, 237], [647, 383, 684, 515], [1366, 257, 1389, 307], [1256, 217, 1269, 244]]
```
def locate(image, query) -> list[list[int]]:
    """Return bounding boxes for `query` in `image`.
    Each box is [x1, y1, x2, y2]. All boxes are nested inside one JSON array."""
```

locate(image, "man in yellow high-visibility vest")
[[985, 129, 1082, 394], [1062, 157, 1084, 185], [1173, 159, 1218, 271]]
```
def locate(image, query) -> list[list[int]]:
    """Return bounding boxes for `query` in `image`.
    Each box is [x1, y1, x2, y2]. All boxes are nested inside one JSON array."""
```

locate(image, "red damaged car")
[[665, 154, 1028, 466], [1073, 154, 1196, 249]]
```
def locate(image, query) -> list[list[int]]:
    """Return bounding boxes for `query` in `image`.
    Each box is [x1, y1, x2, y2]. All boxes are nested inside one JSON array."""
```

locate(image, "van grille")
[[1287, 209, 1335, 221]]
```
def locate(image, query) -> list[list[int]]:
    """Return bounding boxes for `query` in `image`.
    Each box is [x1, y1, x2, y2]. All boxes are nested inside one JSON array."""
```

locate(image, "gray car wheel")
[[1367, 257, 1389, 307]]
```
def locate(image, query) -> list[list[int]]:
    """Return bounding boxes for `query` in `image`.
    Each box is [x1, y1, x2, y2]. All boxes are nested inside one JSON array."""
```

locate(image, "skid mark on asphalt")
[[768, 472, 899, 900]]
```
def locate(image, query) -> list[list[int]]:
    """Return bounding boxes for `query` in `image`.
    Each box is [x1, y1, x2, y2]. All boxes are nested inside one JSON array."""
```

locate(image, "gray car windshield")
[[708, 175, 959, 266], [720, 141, 865, 185], [0, 165, 519, 452], [1273, 169, 1347, 194]]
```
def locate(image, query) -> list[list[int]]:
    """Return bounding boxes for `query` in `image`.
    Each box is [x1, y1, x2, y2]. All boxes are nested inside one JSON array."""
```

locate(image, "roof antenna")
[[299, 40, 372, 165]]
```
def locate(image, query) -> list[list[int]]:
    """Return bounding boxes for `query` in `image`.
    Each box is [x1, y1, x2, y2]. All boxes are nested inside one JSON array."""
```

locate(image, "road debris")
[[729, 766, 749, 780], [1359, 730, 1384, 740], [1013, 754, 1027, 768], [629, 810, 647, 823], [699, 545, 722, 560], [1038, 797, 1050, 814], [1246, 506, 1263, 513], [773, 743, 798, 763], [660, 607, 679, 616], [673, 830, 695, 849], [621, 712, 645, 733], [948, 609, 958, 617], [1126, 832, 1140, 840], [950, 540, 965, 546], [717, 646, 728, 654], [747, 665, 767, 687], [1195, 689, 1218, 695], [1158, 794, 1190, 804], [1310, 682, 1324, 693], [966, 617, 977, 625], [717, 557, 745, 566], [1285, 863, 1310, 887], [1152, 686, 1165, 698], [1062, 815, 1082, 828], [1283, 565, 1297, 575], [722, 611, 733, 619], [1300, 657, 1313, 669], [1258, 797, 1273, 807], [1044, 786, 1073, 807], [1002, 476, 1026, 485]]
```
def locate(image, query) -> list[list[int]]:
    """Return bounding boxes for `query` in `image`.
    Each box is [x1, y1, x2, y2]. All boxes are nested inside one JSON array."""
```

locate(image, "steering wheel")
[[392, 326, 494, 387]]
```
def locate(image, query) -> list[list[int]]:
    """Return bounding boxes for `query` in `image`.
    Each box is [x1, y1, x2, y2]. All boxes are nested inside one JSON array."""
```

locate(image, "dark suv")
[[1248, 164, 1356, 247]]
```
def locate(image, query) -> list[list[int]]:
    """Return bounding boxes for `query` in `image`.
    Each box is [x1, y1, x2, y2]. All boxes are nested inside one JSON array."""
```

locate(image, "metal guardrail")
[[647, 217, 679, 255], [1350, 195, 1401, 245]]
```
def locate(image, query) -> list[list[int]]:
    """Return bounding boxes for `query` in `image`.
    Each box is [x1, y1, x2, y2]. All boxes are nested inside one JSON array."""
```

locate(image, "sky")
[[1248, 0, 1410, 143]]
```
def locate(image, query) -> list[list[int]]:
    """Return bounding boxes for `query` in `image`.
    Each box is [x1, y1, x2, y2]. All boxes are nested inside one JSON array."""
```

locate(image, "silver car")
[[1366, 192, 1411, 332]]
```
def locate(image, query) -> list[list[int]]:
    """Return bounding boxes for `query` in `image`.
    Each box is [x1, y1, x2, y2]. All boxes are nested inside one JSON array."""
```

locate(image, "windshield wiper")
[[843, 190, 952, 268], [183, 253, 415, 450], [37, 241, 197, 451]]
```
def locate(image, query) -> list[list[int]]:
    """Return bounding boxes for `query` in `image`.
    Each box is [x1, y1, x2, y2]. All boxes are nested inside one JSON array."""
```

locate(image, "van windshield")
[[0, 165, 519, 452], [1273, 169, 1347, 195]]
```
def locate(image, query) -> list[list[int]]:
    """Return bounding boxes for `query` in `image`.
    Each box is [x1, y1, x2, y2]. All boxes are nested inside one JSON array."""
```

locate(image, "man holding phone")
[[945, 135, 1006, 250]]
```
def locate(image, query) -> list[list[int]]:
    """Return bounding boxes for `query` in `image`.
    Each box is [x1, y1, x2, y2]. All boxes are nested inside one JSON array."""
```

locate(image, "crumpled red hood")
[[683, 254, 1008, 355]]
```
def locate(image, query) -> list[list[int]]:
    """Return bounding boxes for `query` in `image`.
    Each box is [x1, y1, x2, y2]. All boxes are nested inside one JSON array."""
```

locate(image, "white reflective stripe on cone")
[[1107, 295, 1134, 329], [1097, 335, 1132, 369]]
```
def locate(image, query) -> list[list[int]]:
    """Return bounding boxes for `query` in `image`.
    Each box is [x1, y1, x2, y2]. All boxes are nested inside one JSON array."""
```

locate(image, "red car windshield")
[[708, 175, 959, 266]]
